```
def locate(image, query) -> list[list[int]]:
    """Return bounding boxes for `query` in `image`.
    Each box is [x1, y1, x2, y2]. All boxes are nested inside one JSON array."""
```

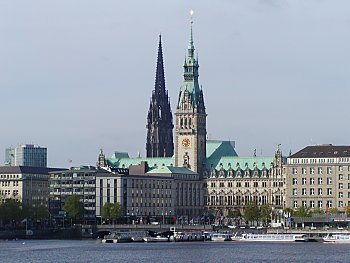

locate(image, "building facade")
[[204, 149, 285, 215], [5, 144, 47, 167], [146, 35, 174, 158], [285, 145, 350, 211], [0, 166, 63, 206], [49, 166, 109, 222]]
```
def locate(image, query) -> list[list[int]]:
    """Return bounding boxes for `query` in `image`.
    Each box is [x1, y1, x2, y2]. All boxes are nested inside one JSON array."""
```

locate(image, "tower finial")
[[189, 10, 194, 51]]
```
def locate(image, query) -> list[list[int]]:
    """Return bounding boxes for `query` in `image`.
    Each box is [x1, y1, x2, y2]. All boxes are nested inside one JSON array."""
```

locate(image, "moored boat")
[[143, 236, 169, 242], [211, 233, 232, 242], [231, 233, 307, 242], [323, 234, 350, 243]]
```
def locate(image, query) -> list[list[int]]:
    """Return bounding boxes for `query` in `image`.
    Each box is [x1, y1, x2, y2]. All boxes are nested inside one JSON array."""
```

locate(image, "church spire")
[[146, 35, 174, 158], [155, 34, 166, 97]]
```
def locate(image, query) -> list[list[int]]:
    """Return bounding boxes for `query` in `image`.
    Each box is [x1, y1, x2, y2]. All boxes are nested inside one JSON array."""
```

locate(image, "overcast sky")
[[1, 0, 350, 167]]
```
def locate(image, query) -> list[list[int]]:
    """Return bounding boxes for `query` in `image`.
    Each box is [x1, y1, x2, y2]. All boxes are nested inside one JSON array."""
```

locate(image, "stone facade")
[[285, 145, 350, 211], [204, 150, 285, 215]]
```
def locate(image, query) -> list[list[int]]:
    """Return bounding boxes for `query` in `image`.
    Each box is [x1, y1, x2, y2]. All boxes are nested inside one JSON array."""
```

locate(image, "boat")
[[102, 232, 132, 243], [231, 233, 307, 242], [143, 236, 169, 242], [211, 233, 232, 242], [323, 234, 350, 243], [102, 230, 147, 243]]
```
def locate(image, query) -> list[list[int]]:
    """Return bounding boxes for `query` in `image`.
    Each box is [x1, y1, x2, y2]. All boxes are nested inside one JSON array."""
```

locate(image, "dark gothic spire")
[[155, 35, 166, 98], [146, 35, 174, 158]]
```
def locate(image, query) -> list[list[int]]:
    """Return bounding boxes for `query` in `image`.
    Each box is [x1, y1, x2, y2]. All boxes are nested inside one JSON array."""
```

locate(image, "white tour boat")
[[143, 236, 169, 242], [211, 233, 232, 242], [231, 233, 307, 242], [323, 234, 350, 243]]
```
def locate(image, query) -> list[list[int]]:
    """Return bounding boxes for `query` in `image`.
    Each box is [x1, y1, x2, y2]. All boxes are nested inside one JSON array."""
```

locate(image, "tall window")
[[293, 201, 298, 208], [318, 178, 323, 185], [318, 201, 323, 208], [302, 178, 306, 185], [310, 201, 315, 208]]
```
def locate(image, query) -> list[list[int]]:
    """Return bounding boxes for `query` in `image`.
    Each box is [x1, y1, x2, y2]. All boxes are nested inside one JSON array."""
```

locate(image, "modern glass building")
[[5, 144, 47, 167]]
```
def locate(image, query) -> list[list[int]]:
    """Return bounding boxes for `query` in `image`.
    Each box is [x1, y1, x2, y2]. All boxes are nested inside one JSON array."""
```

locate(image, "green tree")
[[101, 202, 114, 223], [260, 204, 272, 225], [63, 195, 84, 219], [0, 199, 22, 225], [344, 206, 350, 215], [328, 208, 339, 215], [294, 206, 311, 217], [110, 202, 123, 223], [244, 202, 260, 225], [227, 209, 241, 219], [311, 208, 324, 215]]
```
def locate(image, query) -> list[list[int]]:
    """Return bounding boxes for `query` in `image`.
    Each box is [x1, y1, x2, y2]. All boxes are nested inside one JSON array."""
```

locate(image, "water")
[[0, 240, 349, 263]]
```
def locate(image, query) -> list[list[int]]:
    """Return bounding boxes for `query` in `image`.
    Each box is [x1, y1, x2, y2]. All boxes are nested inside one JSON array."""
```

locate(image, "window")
[[318, 178, 322, 185], [310, 188, 315, 195], [339, 192, 343, 198], [328, 201, 333, 208], [318, 167, 323, 174], [339, 166, 343, 171], [292, 178, 298, 185], [302, 168, 307, 175], [294, 201, 298, 208], [318, 188, 322, 195], [339, 174, 343, 180], [339, 201, 343, 207], [302, 188, 306, 195], [327, 177, 332, 185], [236, 182, 241, 187], [302, 178, 306, 185], [327, 188, 332, 195], [318, 201, 323, 208], [310, 178, 315, 185], [339, 183, 343, 189], [302, 201, 307, 207], [292, 168, 298, 174], [293, 189, 297, 196], [327, 167, 332, 174], [310, 201, 315, 208], [245, 182, 249, 187], [310, 168, 315, 174]]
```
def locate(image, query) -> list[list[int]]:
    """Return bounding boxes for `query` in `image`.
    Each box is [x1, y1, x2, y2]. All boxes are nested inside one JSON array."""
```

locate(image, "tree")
[[227, 209, 242, 223], [63, 195, 84, 219], [0, 199, 22, 226], [293, 206, 311, 217], [311, 208, 323, 215], [328, 208, 339, 215], [101, 202, 114, 223], [110, 203, 123, 223], [244, 202, 260, 225], [260, 204, 272, 225], [344, 206, 350, 215]]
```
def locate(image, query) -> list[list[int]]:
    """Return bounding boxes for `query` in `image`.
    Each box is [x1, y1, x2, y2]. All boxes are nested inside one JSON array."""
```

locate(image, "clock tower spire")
[[175, 13, 207, 175]]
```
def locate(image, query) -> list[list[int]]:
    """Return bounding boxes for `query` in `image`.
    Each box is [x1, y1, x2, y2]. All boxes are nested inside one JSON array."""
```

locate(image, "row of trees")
[[0, 199, 49, 227], [225, 203, 350, 226]]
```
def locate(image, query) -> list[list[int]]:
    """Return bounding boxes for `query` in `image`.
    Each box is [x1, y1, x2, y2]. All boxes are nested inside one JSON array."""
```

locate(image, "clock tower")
[[175, 18, 206, 175]]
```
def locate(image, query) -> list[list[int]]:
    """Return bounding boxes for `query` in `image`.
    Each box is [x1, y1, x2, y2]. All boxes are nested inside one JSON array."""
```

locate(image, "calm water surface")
[[0, 239, 347, 263]]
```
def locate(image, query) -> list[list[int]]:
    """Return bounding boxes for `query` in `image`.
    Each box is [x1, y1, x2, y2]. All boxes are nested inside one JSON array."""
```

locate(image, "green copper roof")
[[205, 156, 275, 171], [206, 140, 237, 159], [107, 155, 174, 169], [147, 166, 196, 175]]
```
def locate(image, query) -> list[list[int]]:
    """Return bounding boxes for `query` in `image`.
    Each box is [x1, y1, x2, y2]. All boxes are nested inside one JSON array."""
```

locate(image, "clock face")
[[182, 138, 191, 148]]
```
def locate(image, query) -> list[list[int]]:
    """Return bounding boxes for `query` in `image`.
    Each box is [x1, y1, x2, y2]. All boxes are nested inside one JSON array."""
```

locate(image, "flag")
[[325, 202, 329, 214]]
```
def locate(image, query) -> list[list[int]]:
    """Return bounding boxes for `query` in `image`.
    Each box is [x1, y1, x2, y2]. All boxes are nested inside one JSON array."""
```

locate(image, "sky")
[[1, 0, 350, 167]]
